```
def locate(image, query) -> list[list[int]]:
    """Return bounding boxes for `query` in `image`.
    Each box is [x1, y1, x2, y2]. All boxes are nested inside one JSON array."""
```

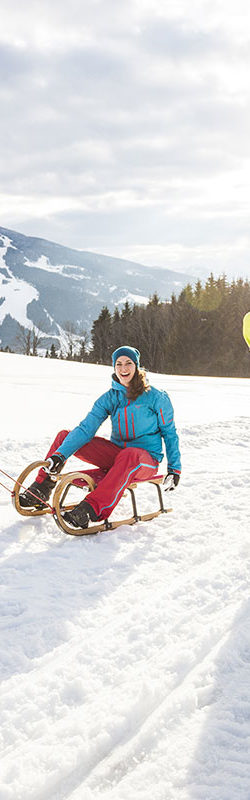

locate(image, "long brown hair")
[[127, 368, 150, 400], [113, 367, 150, 401]]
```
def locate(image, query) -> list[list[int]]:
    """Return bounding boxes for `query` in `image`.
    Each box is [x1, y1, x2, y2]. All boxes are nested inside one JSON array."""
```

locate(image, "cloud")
[[141, 18, 229, 60], [0, 0, 250, 280]]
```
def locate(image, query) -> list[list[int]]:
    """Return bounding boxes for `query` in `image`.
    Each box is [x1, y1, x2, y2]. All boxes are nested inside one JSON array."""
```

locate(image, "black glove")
[[164, 472, 180, 491], [45, 453, 65, 474]]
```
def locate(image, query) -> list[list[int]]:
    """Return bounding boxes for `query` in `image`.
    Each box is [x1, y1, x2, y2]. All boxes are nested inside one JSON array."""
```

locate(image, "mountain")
[[0, 226, 194, 353]]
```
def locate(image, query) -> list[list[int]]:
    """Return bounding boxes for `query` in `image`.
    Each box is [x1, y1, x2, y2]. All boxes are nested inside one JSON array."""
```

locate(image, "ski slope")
[[0, 353, 250, 800]]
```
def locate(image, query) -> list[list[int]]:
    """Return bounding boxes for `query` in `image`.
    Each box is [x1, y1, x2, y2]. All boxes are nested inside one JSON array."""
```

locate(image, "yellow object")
[[243, 312, 250, 347]]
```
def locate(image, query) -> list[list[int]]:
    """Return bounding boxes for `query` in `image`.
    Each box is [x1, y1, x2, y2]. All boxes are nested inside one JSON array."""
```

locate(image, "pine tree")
[[91, 306, 112, 363], [193, 280, 202, 309], [120, 301, 132, 341], [50, 343, 57, 359], [77, 340, 87, 362], [111, 308, 122, 350]]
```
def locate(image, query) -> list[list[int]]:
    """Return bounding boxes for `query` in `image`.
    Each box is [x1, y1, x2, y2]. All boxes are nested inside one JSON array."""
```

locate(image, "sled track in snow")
[[32, 613, 236, 800]]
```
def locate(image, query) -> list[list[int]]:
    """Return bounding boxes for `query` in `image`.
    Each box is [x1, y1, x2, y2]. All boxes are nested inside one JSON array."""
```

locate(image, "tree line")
[[1, 274, 250, 376], [89, 274, 250, 377]]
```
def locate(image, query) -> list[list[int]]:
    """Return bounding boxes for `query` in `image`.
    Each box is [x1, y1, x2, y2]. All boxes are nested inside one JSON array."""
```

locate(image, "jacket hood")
[[111, 376, 127, 394]]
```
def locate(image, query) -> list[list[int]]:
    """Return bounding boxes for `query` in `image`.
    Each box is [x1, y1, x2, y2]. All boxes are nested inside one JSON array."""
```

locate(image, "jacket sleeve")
[[55, 391, 112, 460], [155, 390, 181, 474]]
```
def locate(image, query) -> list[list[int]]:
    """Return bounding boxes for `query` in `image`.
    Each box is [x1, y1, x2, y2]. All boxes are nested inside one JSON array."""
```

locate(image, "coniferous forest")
[[89, 274, 250, 377], [1, 273, 249, 376]]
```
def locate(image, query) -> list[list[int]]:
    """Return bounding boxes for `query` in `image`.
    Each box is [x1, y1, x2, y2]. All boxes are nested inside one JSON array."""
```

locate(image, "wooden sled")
[[13, 460, 172, 536]]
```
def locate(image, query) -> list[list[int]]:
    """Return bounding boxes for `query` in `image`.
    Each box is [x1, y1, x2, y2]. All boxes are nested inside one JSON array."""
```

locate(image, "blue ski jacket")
[[57, 378, 181, 473]]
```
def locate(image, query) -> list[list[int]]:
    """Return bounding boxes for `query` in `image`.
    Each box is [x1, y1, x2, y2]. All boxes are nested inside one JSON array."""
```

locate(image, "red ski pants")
[[37, 431, 159, 520]]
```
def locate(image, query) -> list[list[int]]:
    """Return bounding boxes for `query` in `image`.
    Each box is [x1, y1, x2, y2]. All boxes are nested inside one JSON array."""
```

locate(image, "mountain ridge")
[[0, 225, 194, 353]]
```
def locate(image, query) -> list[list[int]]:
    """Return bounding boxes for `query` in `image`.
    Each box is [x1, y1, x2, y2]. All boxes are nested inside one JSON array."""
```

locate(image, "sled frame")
[[13, 460, 172, 536]]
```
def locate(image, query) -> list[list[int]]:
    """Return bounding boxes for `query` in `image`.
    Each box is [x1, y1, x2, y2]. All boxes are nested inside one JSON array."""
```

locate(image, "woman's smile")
[[115, 356, 136, 385]]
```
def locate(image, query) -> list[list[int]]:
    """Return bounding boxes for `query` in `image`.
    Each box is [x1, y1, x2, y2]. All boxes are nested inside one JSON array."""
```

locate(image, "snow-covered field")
[[0, 352, 250, 800]]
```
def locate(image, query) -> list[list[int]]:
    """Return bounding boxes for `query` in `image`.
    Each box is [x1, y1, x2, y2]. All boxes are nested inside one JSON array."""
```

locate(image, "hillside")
[[0, 227, 194, 353]]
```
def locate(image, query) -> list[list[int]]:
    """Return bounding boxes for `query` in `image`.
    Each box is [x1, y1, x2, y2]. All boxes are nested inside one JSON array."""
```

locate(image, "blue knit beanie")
[[112, 346, 140, 368]]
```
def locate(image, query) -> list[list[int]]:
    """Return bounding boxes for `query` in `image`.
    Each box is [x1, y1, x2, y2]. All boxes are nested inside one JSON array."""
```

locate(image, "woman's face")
[[115, 356, 136, 386]]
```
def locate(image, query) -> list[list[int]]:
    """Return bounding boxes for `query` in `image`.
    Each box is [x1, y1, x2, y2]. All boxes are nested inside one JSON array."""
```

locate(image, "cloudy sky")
[[1, 0, 250, 280]]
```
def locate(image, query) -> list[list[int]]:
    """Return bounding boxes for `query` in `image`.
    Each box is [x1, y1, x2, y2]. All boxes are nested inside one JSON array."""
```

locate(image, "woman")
[[20, 346, 181, 528]]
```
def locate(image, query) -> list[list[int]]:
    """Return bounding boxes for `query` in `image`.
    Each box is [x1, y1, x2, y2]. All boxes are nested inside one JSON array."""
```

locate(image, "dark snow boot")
[[19, 476, 55, 509], [64, 500, 98, 529]]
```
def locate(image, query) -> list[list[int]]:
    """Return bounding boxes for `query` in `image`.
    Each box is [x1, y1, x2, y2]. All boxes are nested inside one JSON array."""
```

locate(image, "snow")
[[116, 293, 149, 306], [0, 352, 250, 800], [0, 237, 38, 330], [24, 255, 89, 279]]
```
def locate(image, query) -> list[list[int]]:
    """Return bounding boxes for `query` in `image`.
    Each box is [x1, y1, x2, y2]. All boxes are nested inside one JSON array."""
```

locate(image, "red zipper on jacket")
[[118, 412, 123, 440], [131, 412, 135, 438], [119, 402, 134, 441], [124, 403, 130, 438]]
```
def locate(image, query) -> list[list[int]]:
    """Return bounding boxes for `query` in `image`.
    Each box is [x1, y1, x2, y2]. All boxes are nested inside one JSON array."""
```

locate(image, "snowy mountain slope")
[[0, 354, 250, 800], [0, 227, 194, 353]]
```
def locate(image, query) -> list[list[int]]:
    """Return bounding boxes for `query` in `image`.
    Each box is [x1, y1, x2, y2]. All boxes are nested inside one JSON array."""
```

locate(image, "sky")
[[1, 0, 250, 280]]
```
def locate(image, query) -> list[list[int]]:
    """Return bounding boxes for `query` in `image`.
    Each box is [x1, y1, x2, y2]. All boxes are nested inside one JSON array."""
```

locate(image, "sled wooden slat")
[[52, 506, 172, 536], [148, 476, 165, 485], [125, 475, 164, 491]]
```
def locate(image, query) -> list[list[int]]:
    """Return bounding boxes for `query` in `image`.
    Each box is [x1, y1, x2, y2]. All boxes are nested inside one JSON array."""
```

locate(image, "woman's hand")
[[45, 454, 65, 474], [164, 472, 180, 491]]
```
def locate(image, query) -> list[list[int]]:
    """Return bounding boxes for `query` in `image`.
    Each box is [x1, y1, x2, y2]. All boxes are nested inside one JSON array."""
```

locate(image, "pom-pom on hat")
[[112, 346, 140, 368]]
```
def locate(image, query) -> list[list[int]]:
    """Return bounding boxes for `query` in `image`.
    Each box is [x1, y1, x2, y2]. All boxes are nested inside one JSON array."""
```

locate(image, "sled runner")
[[12, 460, 173, 536]]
